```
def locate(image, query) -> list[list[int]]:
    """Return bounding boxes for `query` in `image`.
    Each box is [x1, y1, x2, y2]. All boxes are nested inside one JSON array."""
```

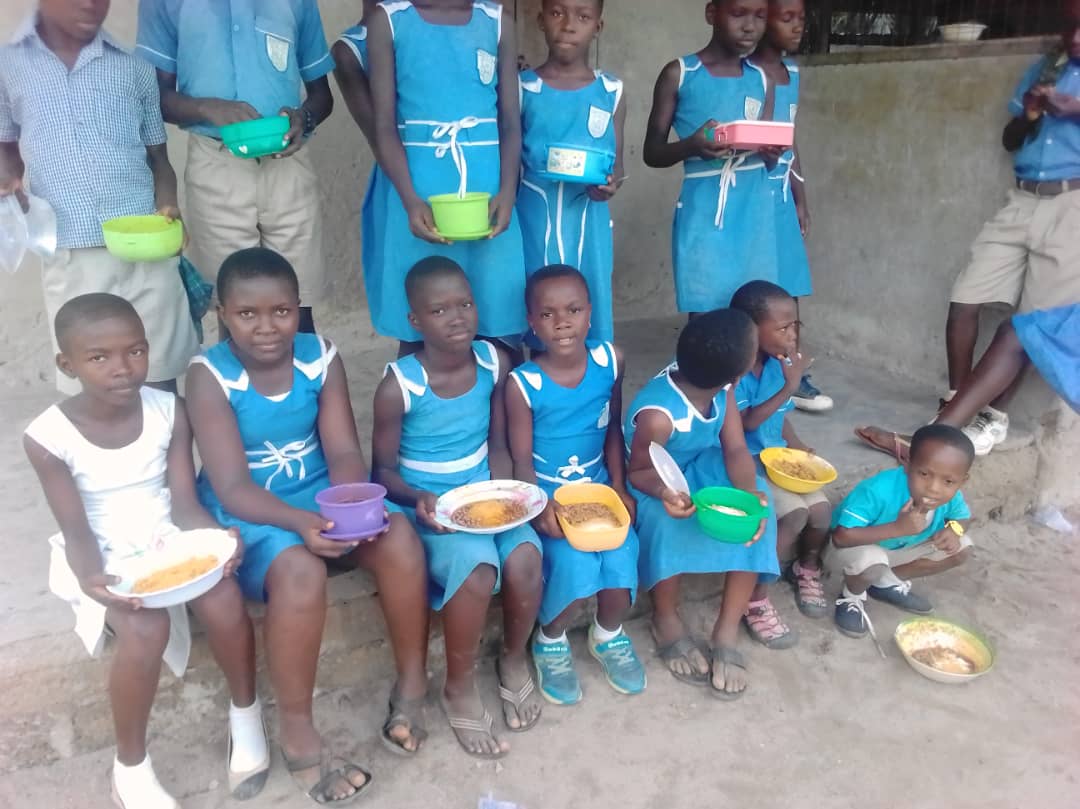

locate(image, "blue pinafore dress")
[[518, 69, 621, 342], [624, 368, 779, 590], [510, 341, 638, 624], [765, 58, 812, 298], [194, 334, 343, 601], [1013, 304, 1080, 413], [671, 55, 778, 312], [385, 340, 540, 609], [734, 356, 793, 456], [366, 1, 526, 342]]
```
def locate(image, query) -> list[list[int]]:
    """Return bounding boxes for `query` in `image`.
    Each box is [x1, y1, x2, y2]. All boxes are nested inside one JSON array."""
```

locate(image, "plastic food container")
[[316, 483, 388, 539], [759, 447, 837, 494], [553, 482, 631, 552], [894, 617, 994, 684], [707, 120, 794, 150], [105, 529, 237, 609], [220, 116, 291, 158], [429, 192, 492, 240], [692, 486, 768, 543], [102, 215, 184, 262], [540, 144, 615, 185]]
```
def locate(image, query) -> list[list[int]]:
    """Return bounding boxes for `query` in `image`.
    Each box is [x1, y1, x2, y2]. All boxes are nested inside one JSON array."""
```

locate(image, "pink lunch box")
[[707, 120, 794, 150]]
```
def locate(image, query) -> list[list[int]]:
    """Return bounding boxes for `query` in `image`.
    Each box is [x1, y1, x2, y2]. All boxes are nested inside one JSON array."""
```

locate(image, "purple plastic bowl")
[[315, 483, 387, 535]]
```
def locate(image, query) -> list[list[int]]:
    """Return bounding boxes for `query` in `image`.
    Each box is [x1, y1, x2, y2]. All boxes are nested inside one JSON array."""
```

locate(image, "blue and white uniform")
[[1013, 304, 1080, 414], [510, 341, 638, 624], [734, 356, 793, 456], [518, 70, 621, 342], [386, 340, 540, 609], [365, 1, 526, 342], [624, 368, 779, 590], [671, 55, 778, 311]]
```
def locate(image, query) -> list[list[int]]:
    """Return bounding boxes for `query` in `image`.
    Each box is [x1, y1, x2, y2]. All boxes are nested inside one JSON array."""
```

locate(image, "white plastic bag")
[[0, 194, 28, 273]]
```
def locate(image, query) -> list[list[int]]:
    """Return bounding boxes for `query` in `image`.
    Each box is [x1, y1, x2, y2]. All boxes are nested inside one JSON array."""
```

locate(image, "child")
[[136, 0, 336, 333], [642, 0, 782, 316], [518, 0, 626, 343], [625, 309, 779, 700], [367, 0, 527, 354], [732, 281, 830, 646], [0, 0, 198, 394], [505, 265, 645, 704], [23, 294, 268, 808], [750, 0, 832, 412], [372, 257, 543, 758], [830, 425, 975, 639], [186, 248, 431, 803]]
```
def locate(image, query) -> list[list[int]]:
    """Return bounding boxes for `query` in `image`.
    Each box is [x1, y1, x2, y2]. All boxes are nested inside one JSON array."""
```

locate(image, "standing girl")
[[518, 0, 625, 342], [643, 0, 782, 315], [367, 1, 527, 353], [186, 248, 431, 804]]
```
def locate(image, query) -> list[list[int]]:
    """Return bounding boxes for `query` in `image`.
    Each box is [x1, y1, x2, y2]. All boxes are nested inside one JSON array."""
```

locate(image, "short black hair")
[[910, 424, 976, 467], [729, 280, 794, 324], [54, 293, 143, 352], [217, 247, 300, 305], [543, 0, 603, 9], [404, 256, 469, 306], [675, 308, 757, 389], [525, 264, 590, 312]]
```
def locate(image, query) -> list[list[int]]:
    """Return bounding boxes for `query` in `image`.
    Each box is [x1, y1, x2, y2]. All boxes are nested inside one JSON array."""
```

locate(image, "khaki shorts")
[[42, 247, 199, 395], [951, 188, 1080, 312], [768, 479, 830, 519], [825, 534, 973, 578], [183, 133, 326, 304]]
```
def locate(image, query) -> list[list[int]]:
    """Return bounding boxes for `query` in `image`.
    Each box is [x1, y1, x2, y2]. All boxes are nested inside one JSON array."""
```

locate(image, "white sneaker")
[[962, 409, 1008, 456]]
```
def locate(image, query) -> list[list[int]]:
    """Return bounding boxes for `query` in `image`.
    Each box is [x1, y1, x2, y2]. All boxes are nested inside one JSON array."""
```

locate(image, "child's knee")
[[778, 507, 809, 535], [267, 547, 327, 608], [807, 501, 833, 531], [111, 608, 171, 652], [460, 564, 498, 599], [379, 514, 427, 570], [503, 543, 542, 589], [190, 576, 247, 624]]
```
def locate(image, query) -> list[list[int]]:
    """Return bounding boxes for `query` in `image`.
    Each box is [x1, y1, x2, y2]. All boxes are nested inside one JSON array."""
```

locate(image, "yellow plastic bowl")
[[759, 447, 837, 494], [102, 215, 183, 262], [553, 483, 630, 552], [894, 617, 994, 684]]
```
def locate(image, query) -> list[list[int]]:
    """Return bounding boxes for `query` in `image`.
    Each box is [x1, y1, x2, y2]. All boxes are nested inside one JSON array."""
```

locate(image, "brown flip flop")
[[853, 426, 911, 464]]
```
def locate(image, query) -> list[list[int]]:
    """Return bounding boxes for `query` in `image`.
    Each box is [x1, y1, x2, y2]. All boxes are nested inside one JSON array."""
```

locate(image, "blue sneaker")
[[834, 591, 870, 638], [531, 632, 582, 705], [588, 627, 647, 695], [867, 582, 933, 614], [793, 374, 834, 412]]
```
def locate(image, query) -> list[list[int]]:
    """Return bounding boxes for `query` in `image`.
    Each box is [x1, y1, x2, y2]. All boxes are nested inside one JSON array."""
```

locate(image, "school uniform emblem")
[[266, 34, 290, 72], [588, 105, 612, 138], [790, 103, 798, 122], [477, 49, 497, 85], [744, 97, 762, 121]]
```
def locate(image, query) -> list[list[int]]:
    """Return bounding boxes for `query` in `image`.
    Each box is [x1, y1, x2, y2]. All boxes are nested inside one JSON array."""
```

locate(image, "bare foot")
[[496, 652, 542, 731], [442, 684, 510, 758]]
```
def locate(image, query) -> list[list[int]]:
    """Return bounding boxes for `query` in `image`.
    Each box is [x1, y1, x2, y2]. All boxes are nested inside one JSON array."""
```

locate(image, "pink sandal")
[[785, 561, 828, 619], [743, 597, 798, 650]]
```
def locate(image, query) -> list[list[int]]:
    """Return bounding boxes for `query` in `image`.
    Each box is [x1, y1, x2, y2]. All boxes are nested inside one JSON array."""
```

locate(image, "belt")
[[1016, 177, 1080, 197]]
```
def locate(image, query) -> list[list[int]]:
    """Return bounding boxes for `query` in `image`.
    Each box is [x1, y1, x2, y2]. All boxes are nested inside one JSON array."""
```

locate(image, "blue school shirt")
[[510, 341, 618, 494], [136, 0, 334, 139], [1008, 56, 1080, 182], [832, 467, 971, 551], [0, 18, 166, 249], [735, 357, 792, 455]]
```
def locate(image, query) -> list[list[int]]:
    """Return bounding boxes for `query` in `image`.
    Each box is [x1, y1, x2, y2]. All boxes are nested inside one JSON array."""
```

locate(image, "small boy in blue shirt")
[[828, 425, 975, 639]]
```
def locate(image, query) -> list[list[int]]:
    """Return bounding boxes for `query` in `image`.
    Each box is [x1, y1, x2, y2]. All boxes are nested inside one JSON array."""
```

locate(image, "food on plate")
[[451, 498, 528, 529], [133, 555, 218, 594], [561, 502, 622, 530], [911, 645, 978, 675], [707, 504, 748, 517], [772, 457, 819, 480]]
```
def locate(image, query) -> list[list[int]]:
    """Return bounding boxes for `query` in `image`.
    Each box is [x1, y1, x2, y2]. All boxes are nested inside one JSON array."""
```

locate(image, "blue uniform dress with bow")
[[365, 1, 526, 342], [518, 70, 621, 342], [624, 368, 779, 590], [671, 55, 778, 311], [386, 340, 540, 609], [510, 341, 638, 624], [193, 334, 384, 601], [1013, 304, 1080, 413], [765, 59, 812, 297], [734, 356, 793, 456]]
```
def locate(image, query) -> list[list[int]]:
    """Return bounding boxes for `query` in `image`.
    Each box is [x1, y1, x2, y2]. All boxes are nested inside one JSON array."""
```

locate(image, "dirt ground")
[[2, 310, 1079, 809]]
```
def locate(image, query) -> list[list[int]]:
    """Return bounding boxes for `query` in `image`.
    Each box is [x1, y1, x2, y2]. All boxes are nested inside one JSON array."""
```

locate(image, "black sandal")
[[709, 646, 748, 701], [655, 635, 710, 687], [380, 687, 428, 757], [282, 745, 372, 805]]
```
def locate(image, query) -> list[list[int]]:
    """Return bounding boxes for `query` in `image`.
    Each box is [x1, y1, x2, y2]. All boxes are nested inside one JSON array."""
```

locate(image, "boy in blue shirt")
[[829, 425, 975, 638], [136, 0, 335, 333]]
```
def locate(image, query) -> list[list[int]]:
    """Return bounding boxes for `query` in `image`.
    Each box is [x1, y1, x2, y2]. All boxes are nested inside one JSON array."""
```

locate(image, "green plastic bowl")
[[692, 486, 769, 543], [102, 215, 183, 262], [220, 116, 290, 158], [429, 192, 491, 239]]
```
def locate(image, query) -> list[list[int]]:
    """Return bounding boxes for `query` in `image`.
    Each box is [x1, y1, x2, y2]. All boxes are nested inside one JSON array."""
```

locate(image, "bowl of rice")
[[759, 447, 837, 494], [106, 529, 236, 608]]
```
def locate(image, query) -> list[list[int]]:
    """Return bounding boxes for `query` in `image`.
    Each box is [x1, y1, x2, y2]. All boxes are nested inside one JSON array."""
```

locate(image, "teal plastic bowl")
[[692, 486, 769, 543], [220, 116, 290, 158]]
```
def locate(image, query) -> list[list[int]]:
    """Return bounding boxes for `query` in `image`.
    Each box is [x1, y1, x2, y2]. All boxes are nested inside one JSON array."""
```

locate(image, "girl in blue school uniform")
[[643, 0, 783, 315], [367, 0, 527, 354], [372, 258, 544, 760], [624, 309, 779, 700], [518, 0, 626, 343], [187, 248, 432, 804], [505, 266, 645, 705]]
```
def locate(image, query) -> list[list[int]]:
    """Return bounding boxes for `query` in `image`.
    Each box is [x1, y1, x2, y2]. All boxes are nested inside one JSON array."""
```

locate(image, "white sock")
[[841, 585, 866, 601], [228, 697, 268, 773], [536, 627, 567, 645], [113, 754, 177, 809], [592, 621, 622, 643]]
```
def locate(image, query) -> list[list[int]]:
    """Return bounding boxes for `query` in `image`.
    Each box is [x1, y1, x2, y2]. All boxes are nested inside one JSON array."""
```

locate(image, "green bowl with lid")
[[220, 116, 290, 158]]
